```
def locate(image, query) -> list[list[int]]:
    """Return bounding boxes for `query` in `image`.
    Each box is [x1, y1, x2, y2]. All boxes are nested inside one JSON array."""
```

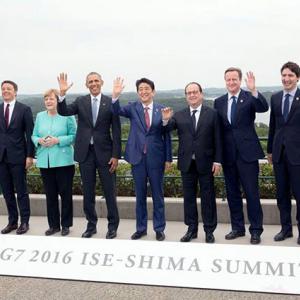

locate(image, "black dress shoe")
[[61, 227, 70, 236], [16, 223, 29, 235], [45, 228, 60, 236], [82, 229, 97, 238], [131, 231, 147, 240], [1, 224, 18, 234], [274, 230, 293, 242], [156, 231, 165, 241], [180, 231, 197, 242], [205, 232, 215, 243], [106, 230, 117, 239], [250, 233, 261, 244], [225, 231, 245, 240]]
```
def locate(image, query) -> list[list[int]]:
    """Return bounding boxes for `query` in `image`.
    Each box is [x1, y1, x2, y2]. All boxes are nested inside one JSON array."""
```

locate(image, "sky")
[[0, 0, 299, 93]]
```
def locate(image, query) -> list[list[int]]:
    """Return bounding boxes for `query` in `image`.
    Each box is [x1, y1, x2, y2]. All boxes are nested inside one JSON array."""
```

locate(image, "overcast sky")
[[0, 0, 299, 93]]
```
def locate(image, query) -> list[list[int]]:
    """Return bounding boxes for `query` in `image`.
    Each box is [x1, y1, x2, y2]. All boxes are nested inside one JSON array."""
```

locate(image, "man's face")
[[1, 83, 17, 102], [281, 68, 299, 92], [86, 74, 103, 96], [137, 83, 155, 104], [185, 84, 203, 108], [225, 71, 241, 95]]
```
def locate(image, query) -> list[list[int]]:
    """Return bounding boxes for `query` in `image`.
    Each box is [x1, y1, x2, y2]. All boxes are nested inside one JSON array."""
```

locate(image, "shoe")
[[225, 231, 245, 240], [274, 230, 293, 242], [156, 231, 165, 241], [61, 227, 70, 236], [180, 231, 197, 242], [250, 233, 261, 244], [205, 232, 215, 243], [16, 223, 29, 235], [131, 231, 147, 240], [106, 230, 117, 239], [45, 228, 60, 236], [1, 224, 18, 234], [82, 228, 97, 238]]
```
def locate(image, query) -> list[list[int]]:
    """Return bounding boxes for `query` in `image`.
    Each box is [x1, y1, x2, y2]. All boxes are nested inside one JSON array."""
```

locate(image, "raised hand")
[[245, 71, 257, 93], [112, 77, 125, 99], [57, 73, 73, 96], [161, 107, 173, 121]]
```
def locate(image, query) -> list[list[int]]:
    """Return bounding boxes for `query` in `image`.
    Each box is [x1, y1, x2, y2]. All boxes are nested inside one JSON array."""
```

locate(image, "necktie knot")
[[192, 109, 197, 115]]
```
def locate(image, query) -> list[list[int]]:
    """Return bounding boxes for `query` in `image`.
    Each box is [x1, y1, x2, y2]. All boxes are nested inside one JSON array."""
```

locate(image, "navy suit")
[[267, 88, 300, 233], [0, 101, 34, 225], [112, 100, 172, 233], [166, 105, 222, 234], [214, 89, 268, 235]]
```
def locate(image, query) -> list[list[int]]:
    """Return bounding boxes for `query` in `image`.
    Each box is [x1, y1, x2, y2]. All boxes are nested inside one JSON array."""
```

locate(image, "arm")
[[267, 99, 275, 164], [31, 113, 41, 147], [24, 106, 35, 169], [111, 99, 132, 118]]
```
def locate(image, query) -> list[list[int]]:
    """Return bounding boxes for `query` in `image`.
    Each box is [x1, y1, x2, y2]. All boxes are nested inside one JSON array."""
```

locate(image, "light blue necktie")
[[92, 97, 98, 126]]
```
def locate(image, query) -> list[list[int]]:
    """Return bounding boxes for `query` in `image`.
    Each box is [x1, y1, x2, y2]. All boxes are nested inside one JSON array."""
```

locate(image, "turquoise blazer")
[[32, 111, 77, 168]]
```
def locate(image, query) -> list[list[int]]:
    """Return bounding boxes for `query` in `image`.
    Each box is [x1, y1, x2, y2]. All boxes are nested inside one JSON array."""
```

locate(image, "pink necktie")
[[144, 107, 150, 130], [4, 104, 10, 128]]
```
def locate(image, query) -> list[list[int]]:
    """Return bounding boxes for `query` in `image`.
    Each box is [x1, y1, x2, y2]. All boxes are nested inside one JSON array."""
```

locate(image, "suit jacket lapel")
[[95, 95, 107, 127], [84, 95, 93, 127], [9, 101, 18, 128], [221, 95, 230, 125], [235, 90, 246, 124], [136, 102, 147, 132], [287, 88, 300, 121], [151, 103, 160, 130], [196, 105, 207, 133]]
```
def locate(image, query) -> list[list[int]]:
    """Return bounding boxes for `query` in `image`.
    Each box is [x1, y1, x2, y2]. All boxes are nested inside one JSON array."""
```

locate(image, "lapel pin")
[[240, 99, 244, 103], [296, 97, 299, 101]]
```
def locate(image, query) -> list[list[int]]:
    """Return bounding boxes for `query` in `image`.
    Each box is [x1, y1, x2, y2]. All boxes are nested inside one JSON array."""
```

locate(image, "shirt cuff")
[[58, 95, 65, 103], [162, 120, 169, 126], [112, 98, 119, 104]]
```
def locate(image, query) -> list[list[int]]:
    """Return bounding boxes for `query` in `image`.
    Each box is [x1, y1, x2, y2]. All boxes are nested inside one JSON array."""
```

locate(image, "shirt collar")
[[228, 90, 241, 101], [90, 94, 101, 101], [4, 99, 16, 107], [283, 87, 297, 98], [142, 102, 153, 110], [189, 104, 202, 113]]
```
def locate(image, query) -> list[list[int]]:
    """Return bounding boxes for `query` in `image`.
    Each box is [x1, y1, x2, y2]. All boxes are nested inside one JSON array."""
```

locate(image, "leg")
[[147, 162, 166, 233], [40, 168, 60, 229], [181, 161, 199, 233], [9, 163, 30, 224], [131, 156, 148, 233], [79, 149, 97, 231], [223, 163, 245, 233], [0, 161, 18, 225], [237, 158, 263, 235], [97, 165, 119, 231], [56, 165, 75, 228], [198, 172, 217, 234]]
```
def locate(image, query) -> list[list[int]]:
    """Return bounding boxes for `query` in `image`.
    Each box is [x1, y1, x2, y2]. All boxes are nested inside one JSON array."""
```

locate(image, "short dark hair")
[[136, 78, 155, 91], [184, 82, 203, 94], [224, 67, 242, 80], [281, 61, 300, 78], [1, 80, 18, 92]]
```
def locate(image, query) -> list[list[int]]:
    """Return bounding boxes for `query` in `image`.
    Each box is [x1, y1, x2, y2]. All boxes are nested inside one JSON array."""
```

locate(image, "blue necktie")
[[230, 96, 237, 125], [283, 93, 290, 122]]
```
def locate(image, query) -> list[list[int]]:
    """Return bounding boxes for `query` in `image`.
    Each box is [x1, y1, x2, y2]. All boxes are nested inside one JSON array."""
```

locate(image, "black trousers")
[[0, 157, 30, 225], [273, 148, 300, 234], [181, 160, 217, 233], [79, 146, 119, 231], [40, 165, 75, 229]]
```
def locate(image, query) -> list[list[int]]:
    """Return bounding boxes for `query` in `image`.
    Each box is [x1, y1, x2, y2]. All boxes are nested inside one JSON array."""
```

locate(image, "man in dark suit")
[[214, 68, 268, 244], [162, 82, 222, 243], [111, 77, 172, 241], [0, 80, 34, 235], [57, 72, 121, 239], [267, 61, 300, 245]]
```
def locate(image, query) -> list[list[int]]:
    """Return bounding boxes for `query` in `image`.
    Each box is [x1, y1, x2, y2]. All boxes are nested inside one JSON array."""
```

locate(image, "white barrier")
[[0, 235, 299, 294]]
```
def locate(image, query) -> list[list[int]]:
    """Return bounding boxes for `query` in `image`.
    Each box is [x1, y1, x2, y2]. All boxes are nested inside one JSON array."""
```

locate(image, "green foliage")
[[26, 162, 277, 198]]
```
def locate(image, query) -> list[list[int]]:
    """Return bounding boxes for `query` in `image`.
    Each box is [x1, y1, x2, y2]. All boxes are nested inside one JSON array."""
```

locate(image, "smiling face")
[[44, 92, 58, 113], [1, 82, 17, 102], [225, 71, 242, 95], [86, 73, 103, 97], [281, 68, 299, 92], [185, 83, 203, 108], [137, 82, 155, 105]]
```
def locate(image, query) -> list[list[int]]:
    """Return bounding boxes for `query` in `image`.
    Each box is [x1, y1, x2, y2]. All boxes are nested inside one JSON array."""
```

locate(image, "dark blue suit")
[[214, 89, 268, 235], [267, 88, 300, 234], [0, 101, 34, 225], [112, 100, 172, 233]]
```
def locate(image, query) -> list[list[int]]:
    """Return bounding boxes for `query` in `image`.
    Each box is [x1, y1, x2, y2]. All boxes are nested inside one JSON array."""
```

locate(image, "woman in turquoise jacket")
[[32, 89, 77, 236]]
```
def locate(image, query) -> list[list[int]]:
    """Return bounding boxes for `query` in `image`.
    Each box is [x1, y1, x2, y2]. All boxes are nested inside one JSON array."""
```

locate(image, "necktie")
[[144, 107, 150, 130], [230, 96, 237, 125], [92, 98, 98, 126], [4, 103, 10, 128], [283, 93, 290, 122], [191, 109, 197, 132]]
